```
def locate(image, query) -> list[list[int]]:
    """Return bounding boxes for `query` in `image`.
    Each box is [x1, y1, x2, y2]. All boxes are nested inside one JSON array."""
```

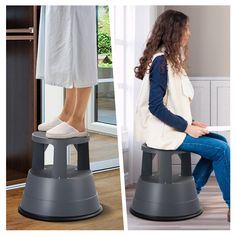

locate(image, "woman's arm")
[[148, 56, 209, 138], [148, 55, 188, 132]]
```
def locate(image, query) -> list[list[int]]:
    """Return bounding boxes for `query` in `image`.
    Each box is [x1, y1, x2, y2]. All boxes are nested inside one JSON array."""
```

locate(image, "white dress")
[[36, 6, 98, 88]]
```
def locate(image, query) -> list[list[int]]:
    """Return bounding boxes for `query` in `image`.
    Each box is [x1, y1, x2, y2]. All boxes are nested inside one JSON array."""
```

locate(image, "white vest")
[[134, 52, 194, 150]]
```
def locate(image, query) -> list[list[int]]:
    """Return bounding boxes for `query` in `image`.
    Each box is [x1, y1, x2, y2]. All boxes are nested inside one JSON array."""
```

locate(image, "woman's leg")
[[192, 132, 228, 193], [206, 132, 228, 143], [177, 134, 230, 208], [58, 88, 77, 121], [38, 87, 77, 131], [67, 87, 91, 132], [192, 158, 213, 194]]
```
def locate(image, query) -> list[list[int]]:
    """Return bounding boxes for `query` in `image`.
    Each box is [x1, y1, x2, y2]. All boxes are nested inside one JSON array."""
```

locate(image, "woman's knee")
[[209, 132, 228, 143], [220, 135, 228, 143], [218, 141, 230, 159]]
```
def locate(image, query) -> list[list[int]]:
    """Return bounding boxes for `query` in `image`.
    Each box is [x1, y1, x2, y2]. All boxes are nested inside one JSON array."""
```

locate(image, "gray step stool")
[[130, 143, 203, 221], [18, 131, 103, 221]]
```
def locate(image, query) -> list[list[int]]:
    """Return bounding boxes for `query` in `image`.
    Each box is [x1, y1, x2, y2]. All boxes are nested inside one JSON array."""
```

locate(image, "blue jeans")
[[177, 132, 230, 208]]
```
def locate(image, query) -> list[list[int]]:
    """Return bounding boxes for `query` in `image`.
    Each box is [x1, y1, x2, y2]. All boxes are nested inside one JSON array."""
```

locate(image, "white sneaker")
[[38, 117, 63, 132], [46, 122, 88, 139]]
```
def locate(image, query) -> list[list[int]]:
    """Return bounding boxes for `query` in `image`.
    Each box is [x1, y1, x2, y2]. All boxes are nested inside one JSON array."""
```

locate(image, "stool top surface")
[[142, 143, 189, 155], [32, 131, 89, 145]]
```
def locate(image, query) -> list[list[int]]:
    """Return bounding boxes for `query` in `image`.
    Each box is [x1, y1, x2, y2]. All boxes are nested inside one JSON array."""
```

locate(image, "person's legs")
[[67, 87, 92, 132], [177, 134, 230, 208], [206, 132, 228, 143], [192, 158, 213, 194], [192, 132, 228, 193], [58, 88, 77, 121], [38, 87, 77, 131]]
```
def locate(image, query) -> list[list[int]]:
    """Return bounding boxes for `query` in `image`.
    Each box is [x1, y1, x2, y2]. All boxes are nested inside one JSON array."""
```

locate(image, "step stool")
[[130, 143, 203, 221], [18, 131, 103, 221]]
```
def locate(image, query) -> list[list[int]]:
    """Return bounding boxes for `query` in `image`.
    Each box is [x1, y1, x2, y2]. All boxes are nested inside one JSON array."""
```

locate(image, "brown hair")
[[134, 10, 189, 79]]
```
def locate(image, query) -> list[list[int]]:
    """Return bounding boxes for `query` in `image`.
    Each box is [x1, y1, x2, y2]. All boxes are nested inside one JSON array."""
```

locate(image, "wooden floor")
[[70, 132, 118, 164], [126, 177, 230, 230], [7, 169, 123, 230]]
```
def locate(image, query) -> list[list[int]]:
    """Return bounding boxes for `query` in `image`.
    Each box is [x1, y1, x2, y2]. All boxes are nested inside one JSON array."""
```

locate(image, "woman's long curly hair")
[[134, 10, 189, 79]]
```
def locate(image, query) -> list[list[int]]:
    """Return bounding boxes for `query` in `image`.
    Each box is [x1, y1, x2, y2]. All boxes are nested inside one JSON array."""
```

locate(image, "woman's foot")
[[38, 110, 71, 132], [67, 117, 85, 132], [46, 122, 87, 139], [227, 209, 230, 222], [45, 115, 87, 139], [38, 117, 63, 131], [58, 111, 72, 123]]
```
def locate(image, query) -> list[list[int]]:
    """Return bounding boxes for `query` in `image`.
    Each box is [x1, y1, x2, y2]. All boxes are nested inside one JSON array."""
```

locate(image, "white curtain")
[[111, 6, 162, 185]]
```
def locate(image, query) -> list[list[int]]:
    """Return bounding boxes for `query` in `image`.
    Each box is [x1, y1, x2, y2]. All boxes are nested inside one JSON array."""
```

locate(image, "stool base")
[[130, 175, 203, 221], [130, 208, 203, 221], [19, 166, 103, 221], [18, 206, 103, 222]]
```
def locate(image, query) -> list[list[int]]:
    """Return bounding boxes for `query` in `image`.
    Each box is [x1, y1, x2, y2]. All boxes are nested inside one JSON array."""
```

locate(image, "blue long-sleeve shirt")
[[148, 55, 188, 132]]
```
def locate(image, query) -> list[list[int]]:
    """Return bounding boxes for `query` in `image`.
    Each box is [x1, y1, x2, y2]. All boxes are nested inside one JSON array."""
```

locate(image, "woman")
[[36, 6, 97, 139], [134, 10, 230, 222]]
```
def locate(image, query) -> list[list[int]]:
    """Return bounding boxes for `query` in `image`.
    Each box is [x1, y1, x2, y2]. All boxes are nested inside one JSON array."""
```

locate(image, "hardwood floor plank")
[[71, 132, 119, 164]]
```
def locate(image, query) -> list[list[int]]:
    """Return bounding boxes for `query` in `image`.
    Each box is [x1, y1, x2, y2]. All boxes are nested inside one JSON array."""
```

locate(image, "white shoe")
[[46, 122, 88, 139], [38, 117, 63, 132]]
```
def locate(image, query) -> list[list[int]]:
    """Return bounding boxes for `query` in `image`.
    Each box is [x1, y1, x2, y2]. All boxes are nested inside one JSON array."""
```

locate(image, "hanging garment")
[[36, 6, 98, 88], [134, 51, 194, 150]]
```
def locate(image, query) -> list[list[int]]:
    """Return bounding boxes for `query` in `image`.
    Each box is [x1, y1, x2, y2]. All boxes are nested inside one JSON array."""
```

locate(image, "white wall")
[[165, 6, 230, 77]]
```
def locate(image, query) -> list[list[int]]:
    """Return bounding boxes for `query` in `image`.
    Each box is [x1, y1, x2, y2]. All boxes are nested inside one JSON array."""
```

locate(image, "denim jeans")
[[177, 132, 230, 208]]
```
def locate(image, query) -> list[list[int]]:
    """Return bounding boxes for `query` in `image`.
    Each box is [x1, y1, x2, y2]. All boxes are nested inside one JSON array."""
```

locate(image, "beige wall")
[[164, 6, 230, 77]]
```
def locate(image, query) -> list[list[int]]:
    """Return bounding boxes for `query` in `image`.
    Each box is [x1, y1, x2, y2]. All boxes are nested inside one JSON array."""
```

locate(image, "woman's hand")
[[192, 120, 208, 128], [185, 124, 209, 138]]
